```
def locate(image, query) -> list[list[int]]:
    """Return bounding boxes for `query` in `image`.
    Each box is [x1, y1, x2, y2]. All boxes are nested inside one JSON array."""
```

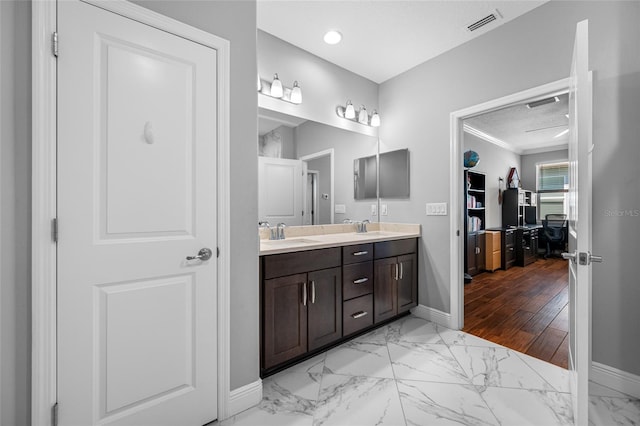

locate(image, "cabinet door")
[[397, 253, 417, 313], [374, 257, 398, 323], [263, 273, 308, 369], [477, 232, 486, 272], [307, 267, 343, 351], [466, 233, 478, 275]]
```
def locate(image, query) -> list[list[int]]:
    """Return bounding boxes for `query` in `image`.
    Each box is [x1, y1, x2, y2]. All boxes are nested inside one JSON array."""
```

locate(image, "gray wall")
[[130, 0, 259, 392], [463, 132, 522, 229], [1, 1, 32, 425], [295, 120, 378, 222], [380, 1, 640, 376], [520, 148, 569, 190]]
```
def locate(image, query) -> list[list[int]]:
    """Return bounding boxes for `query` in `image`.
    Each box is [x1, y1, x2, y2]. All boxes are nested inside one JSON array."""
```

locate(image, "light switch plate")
[[426, 202, 448, 216], [370, 204, 377, 215], [381, 204, 388, 216], [335, 204, 346, 214]]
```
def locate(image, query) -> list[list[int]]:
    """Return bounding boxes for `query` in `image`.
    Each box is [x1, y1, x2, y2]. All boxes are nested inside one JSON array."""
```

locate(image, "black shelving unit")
[[464, 170, 486, 277]]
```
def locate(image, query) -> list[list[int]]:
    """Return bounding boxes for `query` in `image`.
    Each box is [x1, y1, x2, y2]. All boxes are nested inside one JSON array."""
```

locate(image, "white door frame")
[[299, 148, 335, 224], [31, 0, 232, 423], [449, 78, 569, 330]]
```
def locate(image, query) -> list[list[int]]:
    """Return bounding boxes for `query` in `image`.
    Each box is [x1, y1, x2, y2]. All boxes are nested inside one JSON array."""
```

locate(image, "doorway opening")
[[450, 79, 571, 368]]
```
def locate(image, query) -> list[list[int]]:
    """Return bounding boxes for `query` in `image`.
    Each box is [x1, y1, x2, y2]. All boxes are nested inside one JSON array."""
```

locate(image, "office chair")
[[542, 214, 568, 258]]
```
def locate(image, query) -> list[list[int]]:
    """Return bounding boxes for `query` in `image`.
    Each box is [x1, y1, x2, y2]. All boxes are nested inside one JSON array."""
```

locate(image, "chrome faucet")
[[356, 219, 370, 233], [343, 218, 353, 224], [259, 221, 277, 240], [276, 223, 286, 240]]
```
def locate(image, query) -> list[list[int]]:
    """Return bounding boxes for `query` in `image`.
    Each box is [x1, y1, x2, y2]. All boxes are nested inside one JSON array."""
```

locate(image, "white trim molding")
[[449, 77, 570, 331], [32, 0, 233, 423], [592, 362, 640, 399], [228, 380, 263, 418], [411, 304, 453, 329]]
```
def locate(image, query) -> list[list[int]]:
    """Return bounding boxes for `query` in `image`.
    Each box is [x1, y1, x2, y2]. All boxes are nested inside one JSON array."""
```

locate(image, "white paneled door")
[[258, 157, 304, 226], [57, 1, 217, 425], [566, 19, 597, 425]]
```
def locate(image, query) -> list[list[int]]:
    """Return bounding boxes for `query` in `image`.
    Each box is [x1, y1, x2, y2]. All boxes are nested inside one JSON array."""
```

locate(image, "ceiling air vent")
[[467, 13, 497, 32], [526, 96, 560, 109]]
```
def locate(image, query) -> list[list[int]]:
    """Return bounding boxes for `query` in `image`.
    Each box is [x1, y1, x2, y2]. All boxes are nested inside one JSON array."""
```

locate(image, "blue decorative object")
[[464, 150, 480, 168]]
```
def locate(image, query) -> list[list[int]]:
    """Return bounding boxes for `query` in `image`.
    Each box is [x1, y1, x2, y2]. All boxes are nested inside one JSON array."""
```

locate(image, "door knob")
[[186, 248, 213, 261], [561, 251, 577, 263], [562, 251, 604, 265]]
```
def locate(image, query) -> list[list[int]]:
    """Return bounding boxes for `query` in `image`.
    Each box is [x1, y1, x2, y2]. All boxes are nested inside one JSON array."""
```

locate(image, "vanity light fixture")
[[290, 81, 302, 104], [370, 110, 380, 127], [270, 73, 283, 98], [258, 74, 303, 104], [358, 105, 368, 125], [336, 100, 380, 127], [345, 101, 356, 119]]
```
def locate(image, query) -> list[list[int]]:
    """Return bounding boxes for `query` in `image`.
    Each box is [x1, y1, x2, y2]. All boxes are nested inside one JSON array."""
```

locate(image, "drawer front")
[[504, 230, 515, 246], [343, 262, 373, 301], [486, 231, 501, 252], [263, 247, 341, 280], [374, 238, 417, 259], [343, 294, 374, 336], [488, 251, 501, 271], [343, 243, 374, 264]]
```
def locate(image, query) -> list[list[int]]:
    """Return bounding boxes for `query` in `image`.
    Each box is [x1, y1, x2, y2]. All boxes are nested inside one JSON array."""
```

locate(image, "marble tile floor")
[[221, 315, 640, 426]]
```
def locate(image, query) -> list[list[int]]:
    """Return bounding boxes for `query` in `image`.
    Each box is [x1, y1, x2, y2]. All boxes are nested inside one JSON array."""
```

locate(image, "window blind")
[[538, 163, 568, 192]]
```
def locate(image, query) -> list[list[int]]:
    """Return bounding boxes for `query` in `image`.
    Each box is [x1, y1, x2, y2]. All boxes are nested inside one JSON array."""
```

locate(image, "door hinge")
[[52, 218, 58, 243], [51, 402, 58, 426], [52, 32, 59, 57]]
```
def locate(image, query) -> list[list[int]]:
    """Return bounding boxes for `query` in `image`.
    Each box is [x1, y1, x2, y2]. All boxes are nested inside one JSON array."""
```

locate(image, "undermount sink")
[[261, 238, 320, 246]]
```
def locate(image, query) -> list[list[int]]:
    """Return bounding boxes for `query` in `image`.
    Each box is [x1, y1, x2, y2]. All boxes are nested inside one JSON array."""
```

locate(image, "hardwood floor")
[[463, 257, 569, 368]]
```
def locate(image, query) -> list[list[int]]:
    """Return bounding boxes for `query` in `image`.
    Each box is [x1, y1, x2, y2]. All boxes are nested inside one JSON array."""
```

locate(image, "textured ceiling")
[[465, 93, 569, 154], [257, 1, 548, 84]]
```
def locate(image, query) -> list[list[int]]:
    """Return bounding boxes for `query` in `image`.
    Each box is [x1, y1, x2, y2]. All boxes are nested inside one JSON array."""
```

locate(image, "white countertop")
[[259, 223, 421, 255]]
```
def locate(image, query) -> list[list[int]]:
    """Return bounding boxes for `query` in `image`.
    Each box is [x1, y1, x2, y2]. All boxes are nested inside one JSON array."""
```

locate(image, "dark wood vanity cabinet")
[[261, 237, 418, 375], [373, 239, 418, 324], [262, 248, 342, 370]]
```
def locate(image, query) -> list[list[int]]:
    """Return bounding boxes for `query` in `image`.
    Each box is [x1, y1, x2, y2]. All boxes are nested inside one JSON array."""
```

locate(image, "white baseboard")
[[227, 379, 263, 418], [410, 304, 453, 329], [591, 361, 640, 399]]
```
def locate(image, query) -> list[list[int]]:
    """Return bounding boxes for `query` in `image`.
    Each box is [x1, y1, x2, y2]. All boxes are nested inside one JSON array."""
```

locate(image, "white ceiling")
[[257, 1, 548, 84], [464, 93, 569, 155]]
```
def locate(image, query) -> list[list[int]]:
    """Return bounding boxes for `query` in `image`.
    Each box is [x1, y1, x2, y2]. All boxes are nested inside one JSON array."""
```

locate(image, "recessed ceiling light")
[[324, 30, 342, 45]]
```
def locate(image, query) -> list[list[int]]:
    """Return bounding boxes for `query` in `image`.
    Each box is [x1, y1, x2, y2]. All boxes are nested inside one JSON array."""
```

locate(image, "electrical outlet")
[[381, 204, 388, 216], [426, 202, 448, 216], [335, 204, 346, 214], [370, 204, 377, 215]]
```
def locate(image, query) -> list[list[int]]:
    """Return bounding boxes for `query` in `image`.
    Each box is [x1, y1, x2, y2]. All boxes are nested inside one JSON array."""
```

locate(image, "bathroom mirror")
[[258, 108, 379, 226], [353, 154, 378, 200], [379, 148, 410, 198], [354, 148, 411, 200]]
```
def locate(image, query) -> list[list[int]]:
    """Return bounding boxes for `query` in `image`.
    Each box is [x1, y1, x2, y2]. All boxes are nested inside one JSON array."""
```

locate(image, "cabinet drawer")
[[343, 243, 373, 264], [486, 231, 501, 252], [343, 262, 373, 301], [343, 294, 374, 336], [505, 230, 515, 246], [374, 238, 417, 259], [263, 247, 341, 280]]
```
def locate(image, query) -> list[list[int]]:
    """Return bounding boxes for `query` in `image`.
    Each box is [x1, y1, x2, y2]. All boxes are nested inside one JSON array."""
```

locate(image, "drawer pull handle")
[[353, 278, 369, 284], [352, 251, 369, 256], [351, 311, 368, 319]]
